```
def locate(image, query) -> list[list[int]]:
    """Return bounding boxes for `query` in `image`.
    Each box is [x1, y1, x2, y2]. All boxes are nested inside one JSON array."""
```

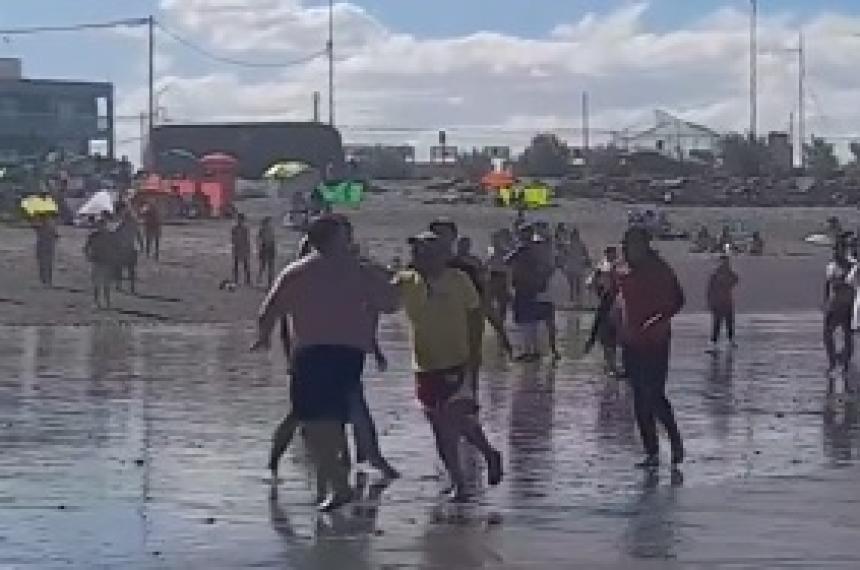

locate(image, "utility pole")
[[313, 91, 321, 123], [798, 31, 806, 170], [139, 112, 147, 167], [327, 0, 335, 127], [750, 0, 758, 141], [147, 15, 155, 170], [789, 111, 795, 165], [581, 91, 590, 152]]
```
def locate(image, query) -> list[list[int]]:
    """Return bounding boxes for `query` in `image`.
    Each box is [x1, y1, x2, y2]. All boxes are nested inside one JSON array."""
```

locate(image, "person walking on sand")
[[231, 213, 252, 286], [84, 214, 114, 309], [395, 231, 504, 502], [142, 203, 162, 261], [34, 214, 59, 287], [257, 216, 277, 287], [707, 253, 739, 352], [253, 215, 398, 512], [824, 238, 855, 373], [428, 218, 512, 396], [267, 219, 400, 483], [617, 226, 685, 470]]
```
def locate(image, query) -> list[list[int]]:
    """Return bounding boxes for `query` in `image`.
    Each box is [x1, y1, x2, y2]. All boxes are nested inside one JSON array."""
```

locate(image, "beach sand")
[[0, 194, 855, 325]]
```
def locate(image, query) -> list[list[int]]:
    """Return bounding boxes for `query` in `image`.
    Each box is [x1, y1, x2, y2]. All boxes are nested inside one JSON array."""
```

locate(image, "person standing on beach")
[[707, 253, 739, 352], [824, 239, 855, 373], [585, 246, 620, 374], [231, 213, 252, 286], [560, 227, 590, 307], [84, 215, 114, 309], [617, 227, 685, 469], [257, 216, 277, 287], [507, 228, 557, 361], [34, 214, 59, 287], [396, 231, 503, 501], [142, 203, 162, 261], [486, 229, 513, 324], [253, 215, 398, 511], [114, 205, 142, 294]]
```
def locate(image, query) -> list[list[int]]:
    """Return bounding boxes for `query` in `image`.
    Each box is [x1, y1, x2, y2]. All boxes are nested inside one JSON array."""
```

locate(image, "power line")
[[155, 21, 327, 69], [0, 18, 148, 36]]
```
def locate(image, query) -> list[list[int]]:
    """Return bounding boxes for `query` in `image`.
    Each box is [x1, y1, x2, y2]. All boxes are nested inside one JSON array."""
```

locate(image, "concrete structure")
[[150, 122, 346, 179], [344, 144, 415, 164], [615, 110, 720, 161], [0, 58, 114, 162]]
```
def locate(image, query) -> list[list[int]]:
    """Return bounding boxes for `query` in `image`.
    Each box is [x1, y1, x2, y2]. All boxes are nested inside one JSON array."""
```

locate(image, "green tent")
[[317, 180, 365, 206]]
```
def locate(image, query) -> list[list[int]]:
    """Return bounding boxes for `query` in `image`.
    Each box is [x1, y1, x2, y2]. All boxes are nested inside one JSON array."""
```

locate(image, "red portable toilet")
[[199, 153, 238, 216]]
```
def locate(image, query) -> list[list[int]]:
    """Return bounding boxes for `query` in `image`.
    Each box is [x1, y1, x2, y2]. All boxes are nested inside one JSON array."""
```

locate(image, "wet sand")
[[1, 195, 859, 567], [0, 314, 858, 568], [0, 194, 857, 325]]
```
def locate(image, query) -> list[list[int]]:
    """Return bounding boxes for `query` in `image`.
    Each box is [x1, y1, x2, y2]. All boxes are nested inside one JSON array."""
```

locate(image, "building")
[[150, 122, 346, 179], [482, 146, 511, 161], [614, 110, 720, 161], [766, 131, 793, 174], [344, 144, 415, 164], [0, 58, 114, 163]]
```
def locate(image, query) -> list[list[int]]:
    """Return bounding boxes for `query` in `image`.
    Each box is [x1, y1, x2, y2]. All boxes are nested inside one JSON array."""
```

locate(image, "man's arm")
[[364, 263, 400, 315], [667, 266, 685, 318], [253, 268, 294, 350], [481, 294, 512, 355]]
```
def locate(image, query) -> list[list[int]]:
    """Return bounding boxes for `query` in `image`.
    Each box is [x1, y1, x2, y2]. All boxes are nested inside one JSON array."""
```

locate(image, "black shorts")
[[290, 345, 365, 422], [513, 295, 554, 324]]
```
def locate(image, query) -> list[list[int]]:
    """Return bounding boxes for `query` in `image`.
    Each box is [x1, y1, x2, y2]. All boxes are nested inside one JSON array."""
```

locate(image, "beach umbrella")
[[264, 162, 310, 181], [20, 195, 59, 216], [481, 170, 515, 191]]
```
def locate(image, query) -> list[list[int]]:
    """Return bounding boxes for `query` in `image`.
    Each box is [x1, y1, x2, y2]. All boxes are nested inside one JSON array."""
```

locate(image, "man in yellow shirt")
[[396, 230, 503, 501]]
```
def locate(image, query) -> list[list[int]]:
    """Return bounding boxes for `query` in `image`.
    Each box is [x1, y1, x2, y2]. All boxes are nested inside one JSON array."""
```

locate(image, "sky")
[[3, 0, 860, 163]]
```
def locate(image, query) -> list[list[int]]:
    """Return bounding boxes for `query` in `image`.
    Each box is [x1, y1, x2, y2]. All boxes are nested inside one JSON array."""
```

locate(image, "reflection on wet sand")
[[0, 312, 858, 567]]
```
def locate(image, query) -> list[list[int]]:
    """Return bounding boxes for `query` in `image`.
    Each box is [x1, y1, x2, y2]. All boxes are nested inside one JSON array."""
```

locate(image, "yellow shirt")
[[397, 268, 480, 372]]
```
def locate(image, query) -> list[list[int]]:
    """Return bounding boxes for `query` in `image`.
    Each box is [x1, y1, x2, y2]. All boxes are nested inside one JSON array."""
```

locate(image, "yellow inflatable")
[[497, 184, 551, 209]]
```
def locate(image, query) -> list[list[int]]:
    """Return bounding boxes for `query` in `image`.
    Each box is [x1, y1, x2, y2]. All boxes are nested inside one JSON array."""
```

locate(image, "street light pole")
[[750, 0, 758, 141], [147, 15, 155, 169], [798, 31, 806, 169], [328, 0, 335, 127]]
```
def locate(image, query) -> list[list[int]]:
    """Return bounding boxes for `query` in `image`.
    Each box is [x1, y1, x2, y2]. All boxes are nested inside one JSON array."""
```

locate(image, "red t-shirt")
[[617, 255, 685, 348]]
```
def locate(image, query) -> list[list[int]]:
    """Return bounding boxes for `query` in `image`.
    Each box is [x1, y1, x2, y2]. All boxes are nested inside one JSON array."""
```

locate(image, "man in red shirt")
[[617, 227, 685, 469]]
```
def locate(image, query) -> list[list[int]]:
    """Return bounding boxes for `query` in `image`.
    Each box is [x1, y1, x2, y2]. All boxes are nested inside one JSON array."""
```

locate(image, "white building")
[[614, 110, 720, 160]]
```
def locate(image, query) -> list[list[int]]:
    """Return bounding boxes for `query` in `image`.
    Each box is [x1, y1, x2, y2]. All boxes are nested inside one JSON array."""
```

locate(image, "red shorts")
[[415, 365, 471, 410]]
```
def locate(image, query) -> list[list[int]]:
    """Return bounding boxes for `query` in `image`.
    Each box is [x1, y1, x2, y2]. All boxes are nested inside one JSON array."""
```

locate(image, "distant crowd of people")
[[32, 201, 163, 308]]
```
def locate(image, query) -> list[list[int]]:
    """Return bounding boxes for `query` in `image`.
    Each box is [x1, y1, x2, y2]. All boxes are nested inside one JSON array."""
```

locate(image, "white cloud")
[[112, 1, 860, 163]]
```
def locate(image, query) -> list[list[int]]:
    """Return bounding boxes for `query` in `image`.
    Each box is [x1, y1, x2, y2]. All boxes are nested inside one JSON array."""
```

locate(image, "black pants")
[[824, 308, 853, 368], [710, 309, 735, 343], [145, 232, 160, 260], [37, 251, 54, 285], [258, 247, 276, 286], [233, 256, 251, 285], [625, 341, 683, 458]]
